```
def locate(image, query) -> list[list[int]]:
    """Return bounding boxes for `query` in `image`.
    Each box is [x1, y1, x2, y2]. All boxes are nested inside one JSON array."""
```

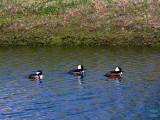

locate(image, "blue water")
[[0, 46, 159, 120]]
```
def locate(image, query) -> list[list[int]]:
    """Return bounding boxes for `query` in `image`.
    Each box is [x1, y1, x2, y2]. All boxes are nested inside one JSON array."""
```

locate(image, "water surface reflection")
[[0, 46, 159, 120]]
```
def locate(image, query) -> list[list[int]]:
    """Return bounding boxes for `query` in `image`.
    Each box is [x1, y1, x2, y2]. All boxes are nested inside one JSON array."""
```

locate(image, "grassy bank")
[[0, 0, 160, 46]]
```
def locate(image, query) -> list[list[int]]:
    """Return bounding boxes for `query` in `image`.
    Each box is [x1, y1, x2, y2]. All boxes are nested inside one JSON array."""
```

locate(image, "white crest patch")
[[115, 67, 120, 71], [78, 65, 82, 69], [36, 72, 40, 74]]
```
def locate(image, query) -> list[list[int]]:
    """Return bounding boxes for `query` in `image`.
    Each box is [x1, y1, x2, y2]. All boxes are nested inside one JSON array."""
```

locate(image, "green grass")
[[0, 0, 160, 46]]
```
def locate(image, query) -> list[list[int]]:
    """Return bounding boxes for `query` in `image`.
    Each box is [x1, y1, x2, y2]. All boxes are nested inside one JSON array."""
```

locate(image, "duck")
[[104, 66, 123, 78], [27, 70, 43, 79], [68, 65, 85, 75]]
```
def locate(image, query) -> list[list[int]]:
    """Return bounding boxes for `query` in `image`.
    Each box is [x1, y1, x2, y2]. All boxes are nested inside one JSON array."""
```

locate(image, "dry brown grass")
[[0, 0, 159, 46], [54, 0, 160, 29], [1, 0, 160, 30]]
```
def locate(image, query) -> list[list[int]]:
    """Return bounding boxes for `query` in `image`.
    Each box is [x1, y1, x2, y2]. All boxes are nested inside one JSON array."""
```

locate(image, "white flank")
[[120, 72, 123, 77], [39, 75, 43, 79]]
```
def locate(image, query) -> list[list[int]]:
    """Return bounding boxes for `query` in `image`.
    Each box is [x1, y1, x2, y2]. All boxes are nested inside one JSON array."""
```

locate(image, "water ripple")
[[0, 46, 159, 120]]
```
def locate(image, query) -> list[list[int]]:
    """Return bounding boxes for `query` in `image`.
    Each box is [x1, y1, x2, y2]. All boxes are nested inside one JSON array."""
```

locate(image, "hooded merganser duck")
[[27, 70, 43, 79], [68, 65, 85, 75], [104, 66, 123, 78]]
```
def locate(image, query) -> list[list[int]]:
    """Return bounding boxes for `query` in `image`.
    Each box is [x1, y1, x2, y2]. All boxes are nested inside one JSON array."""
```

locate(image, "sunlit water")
[[0, 46, 159, 120]]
